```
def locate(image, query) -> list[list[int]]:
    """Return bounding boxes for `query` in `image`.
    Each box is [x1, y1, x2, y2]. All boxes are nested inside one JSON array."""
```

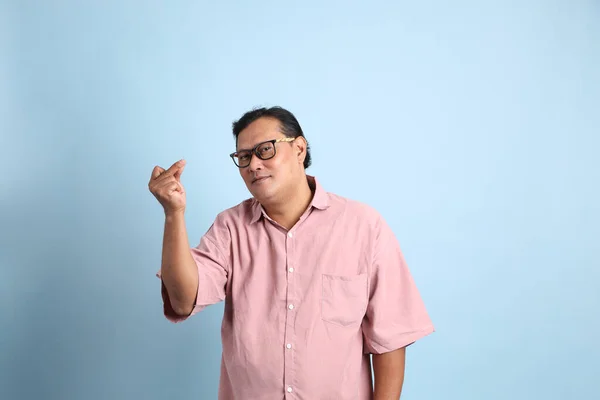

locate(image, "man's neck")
[[263, 176, 314, 231]]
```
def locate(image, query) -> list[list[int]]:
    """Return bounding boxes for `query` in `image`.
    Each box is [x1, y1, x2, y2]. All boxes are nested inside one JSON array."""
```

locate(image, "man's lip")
[[252, 176, 270, 183]]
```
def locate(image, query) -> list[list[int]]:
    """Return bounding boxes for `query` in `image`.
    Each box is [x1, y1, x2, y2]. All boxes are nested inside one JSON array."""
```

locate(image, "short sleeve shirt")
[[157, 175, 434, 400]]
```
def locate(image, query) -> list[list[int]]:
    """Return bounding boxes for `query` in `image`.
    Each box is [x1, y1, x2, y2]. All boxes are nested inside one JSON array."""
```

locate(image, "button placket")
[[283, 228, 297, 398]]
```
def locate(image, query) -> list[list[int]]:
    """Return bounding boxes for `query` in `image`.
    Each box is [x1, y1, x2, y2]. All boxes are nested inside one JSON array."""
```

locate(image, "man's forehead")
[[237, 119, 284, 149]]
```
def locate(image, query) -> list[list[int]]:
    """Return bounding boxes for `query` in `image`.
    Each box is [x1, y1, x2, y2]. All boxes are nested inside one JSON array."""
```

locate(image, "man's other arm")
[[372, 347, 406, 400]]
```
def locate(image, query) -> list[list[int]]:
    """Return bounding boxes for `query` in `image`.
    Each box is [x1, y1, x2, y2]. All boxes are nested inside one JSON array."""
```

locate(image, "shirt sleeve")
[[362, 215, 434, 354], [156, 214, 230, 323]]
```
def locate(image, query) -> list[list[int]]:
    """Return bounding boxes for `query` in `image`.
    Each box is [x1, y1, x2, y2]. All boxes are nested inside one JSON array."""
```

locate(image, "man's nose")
[[248, 153, 263, 172]]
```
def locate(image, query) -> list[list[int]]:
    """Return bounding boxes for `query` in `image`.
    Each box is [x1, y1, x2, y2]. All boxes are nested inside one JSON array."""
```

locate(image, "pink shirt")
[[157, 175, 434, 399]]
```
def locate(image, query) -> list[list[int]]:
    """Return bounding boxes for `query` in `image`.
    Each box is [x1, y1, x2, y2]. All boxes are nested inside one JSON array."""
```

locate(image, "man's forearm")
[[372, 347, 406, 400], [161, 211, 198, 316]]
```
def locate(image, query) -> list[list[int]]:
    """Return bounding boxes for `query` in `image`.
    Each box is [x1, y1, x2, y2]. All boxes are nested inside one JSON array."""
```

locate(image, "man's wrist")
[[165, 209, 185, 221]]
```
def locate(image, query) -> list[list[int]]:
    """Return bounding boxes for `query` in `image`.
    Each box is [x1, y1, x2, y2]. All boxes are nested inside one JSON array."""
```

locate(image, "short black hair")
[[232, 106, 312, 169]]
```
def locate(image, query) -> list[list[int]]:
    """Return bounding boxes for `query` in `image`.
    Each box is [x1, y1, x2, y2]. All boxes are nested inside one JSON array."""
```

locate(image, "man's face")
[[235, 117, 302, 203]]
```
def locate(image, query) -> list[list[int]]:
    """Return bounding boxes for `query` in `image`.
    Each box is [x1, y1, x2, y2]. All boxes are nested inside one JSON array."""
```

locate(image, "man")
[[148, 106, 434, 399]]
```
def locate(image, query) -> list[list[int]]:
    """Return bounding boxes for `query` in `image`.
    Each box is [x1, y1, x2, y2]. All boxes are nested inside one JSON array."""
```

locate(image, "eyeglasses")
[[230, 137, 296, 168]]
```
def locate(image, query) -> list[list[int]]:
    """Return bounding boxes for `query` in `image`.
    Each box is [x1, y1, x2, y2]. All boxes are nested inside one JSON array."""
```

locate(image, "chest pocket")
[[321, 273, 368, 327]]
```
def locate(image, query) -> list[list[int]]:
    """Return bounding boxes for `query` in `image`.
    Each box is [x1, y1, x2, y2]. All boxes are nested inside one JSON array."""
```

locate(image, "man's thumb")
[[174, 160, 186, 181]]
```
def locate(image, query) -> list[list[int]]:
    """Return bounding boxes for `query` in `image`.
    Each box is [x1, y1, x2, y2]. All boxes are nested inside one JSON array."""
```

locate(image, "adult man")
[[149, 106, 434, 399]]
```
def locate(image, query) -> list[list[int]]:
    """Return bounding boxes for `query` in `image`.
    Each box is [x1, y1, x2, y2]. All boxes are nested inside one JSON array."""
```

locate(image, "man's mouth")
[[252, 176, 270, 184]]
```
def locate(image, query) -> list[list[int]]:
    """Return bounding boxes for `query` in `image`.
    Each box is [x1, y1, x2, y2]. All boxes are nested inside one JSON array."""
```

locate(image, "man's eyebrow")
[[237, 140, 265, 152]]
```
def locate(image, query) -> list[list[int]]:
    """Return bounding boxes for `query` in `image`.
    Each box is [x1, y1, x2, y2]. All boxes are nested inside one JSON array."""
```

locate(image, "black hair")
[[232, 106, 312, 169]]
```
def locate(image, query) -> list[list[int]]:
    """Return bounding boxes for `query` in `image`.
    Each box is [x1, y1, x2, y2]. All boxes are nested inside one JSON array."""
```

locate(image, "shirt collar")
[[250, 175, 330, 224]]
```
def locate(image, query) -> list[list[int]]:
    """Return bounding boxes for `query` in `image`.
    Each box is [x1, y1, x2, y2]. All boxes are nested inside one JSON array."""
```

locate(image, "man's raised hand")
[[148, 159, 187, 215]]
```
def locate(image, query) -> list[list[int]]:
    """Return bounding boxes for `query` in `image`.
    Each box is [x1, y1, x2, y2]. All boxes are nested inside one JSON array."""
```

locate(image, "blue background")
[[1, 1, 598, 399]]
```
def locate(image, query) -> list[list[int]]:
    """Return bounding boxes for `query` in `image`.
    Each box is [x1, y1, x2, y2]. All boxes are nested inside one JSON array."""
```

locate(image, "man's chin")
[[250, 187, 275, 203]]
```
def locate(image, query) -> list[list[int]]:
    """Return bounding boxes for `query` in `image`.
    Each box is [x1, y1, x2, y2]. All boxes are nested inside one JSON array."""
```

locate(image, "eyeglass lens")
[[234, 141, 275, 167]]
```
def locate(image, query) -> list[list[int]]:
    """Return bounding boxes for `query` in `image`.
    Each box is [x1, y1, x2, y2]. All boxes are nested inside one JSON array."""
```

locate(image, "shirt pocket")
[[321, 273, 368, 327]]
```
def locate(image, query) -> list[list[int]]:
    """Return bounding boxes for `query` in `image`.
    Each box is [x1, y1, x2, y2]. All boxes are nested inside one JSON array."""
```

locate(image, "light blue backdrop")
[[1, 1, 598, 399]]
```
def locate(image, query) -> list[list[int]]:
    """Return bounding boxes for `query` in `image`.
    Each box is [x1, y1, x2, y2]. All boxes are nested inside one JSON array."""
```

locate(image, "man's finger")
[[151, 166, 165, 180], [166, 159, 186, 175], [173, 162, 186, 181]]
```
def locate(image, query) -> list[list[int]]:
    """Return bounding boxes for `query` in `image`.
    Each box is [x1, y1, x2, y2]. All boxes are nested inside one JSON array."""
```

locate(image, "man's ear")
[[295, 136, 307, 164]]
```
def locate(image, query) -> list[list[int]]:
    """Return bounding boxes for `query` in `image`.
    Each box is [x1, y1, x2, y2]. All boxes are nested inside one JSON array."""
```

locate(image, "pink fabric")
[[156, 176, 434, 399]]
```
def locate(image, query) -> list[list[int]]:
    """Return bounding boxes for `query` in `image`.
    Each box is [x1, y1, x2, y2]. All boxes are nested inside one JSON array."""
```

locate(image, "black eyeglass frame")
[[229, 137, 296, 168]]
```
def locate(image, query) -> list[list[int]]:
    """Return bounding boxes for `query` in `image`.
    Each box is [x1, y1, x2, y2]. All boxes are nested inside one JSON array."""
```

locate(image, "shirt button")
[[287, 232, 293, 238], [288, 304, 294, 310], [287, 386, 293, 393], [286, 343, 292, 349], [288, 267, 294, 273]]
